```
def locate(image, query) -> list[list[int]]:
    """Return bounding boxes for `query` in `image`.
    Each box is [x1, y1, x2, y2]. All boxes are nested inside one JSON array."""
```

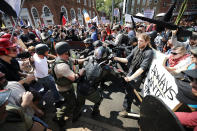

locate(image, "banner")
[[125, 14, 131, 22], [114, 8, 119, 17], [125, 14, 142, 23], [92, 16, 99, 25], [82, 9, 91, 23], [0, 0, 21, 17], [123, 0, 126, 14], [101, 17, 106, 24], [144, 9, 154, 19], [143, 50, 180, 110]]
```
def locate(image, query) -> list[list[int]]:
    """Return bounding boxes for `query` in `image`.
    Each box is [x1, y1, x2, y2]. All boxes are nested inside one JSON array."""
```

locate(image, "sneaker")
[[119, 110, 128, 117]]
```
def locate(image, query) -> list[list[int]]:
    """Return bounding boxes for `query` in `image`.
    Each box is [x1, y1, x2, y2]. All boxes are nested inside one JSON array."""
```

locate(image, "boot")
[[91, 105, 100, 117]]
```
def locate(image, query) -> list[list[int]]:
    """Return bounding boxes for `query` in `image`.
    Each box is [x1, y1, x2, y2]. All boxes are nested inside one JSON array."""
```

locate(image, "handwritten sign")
[[143, 50, 180, 110], [114, 8, 119, 17], [144, 9, 154, 19], [125, 14, 132, 22]]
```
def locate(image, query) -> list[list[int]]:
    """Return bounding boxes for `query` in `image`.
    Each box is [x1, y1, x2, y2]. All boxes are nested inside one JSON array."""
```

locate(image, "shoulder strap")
[[51, 58, 67, 81]]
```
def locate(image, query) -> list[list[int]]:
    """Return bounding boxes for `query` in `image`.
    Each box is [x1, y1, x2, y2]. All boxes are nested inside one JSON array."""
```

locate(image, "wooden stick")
[[134, 89, 143, 103]]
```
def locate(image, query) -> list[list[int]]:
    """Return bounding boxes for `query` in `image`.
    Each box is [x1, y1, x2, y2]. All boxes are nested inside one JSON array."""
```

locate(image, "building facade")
[[2, 0, 97, 27], [126, 0, 197, 19]]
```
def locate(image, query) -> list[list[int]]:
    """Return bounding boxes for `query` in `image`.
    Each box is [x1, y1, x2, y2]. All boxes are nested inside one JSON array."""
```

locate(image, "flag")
[[92, 16, 99, 26], [62, 15, 67, 25], [0, 0, 22, 17], [175, 0, 188, 25], [27, 20, 30, 26], [71, 18, 76, 24], [82, 9, 91, 23], [20, 18, 24, 26]]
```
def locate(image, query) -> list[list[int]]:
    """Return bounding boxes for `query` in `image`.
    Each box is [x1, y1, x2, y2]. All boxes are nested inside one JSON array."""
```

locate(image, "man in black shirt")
[[0, 38, 34, 85], [20, 26, 38, 47], [114, 33, 154, 116]]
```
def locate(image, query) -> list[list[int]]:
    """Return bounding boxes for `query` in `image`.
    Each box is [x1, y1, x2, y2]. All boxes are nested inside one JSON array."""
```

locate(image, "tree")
[[96, 0, 122, 18]]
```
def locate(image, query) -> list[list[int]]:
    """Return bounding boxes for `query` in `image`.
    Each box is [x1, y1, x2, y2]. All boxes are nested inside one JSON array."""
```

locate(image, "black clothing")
[[0, 58, 21, 81], [123, 46, 153, 111], [126, 46, 153, 78], [20, 32, 37, 47], [80, 46, 94, 58]]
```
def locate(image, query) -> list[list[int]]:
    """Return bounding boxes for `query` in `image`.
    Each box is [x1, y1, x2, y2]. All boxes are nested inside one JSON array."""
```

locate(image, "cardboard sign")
[[17, 39, 27, 49], [114, 8, 119, 17], [143, 50, 180, 110], [144, 9, 154, 19], [125, 14, 132, 22]]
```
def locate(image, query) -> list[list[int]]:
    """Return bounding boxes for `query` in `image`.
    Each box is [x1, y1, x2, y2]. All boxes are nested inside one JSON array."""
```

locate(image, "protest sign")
[[101, 17, 106, 24], [125, 14, 132, 22], [114, 8, 119, 17], [143, 50, 180, 110], [144, 9, 154, 19]]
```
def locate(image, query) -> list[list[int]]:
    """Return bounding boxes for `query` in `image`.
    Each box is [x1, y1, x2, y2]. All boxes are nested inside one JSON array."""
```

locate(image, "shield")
[[139, 95, 185, 131]]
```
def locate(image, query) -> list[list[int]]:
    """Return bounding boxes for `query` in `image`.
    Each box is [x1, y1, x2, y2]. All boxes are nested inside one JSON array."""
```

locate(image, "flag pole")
[[10, 0, 26, 41]]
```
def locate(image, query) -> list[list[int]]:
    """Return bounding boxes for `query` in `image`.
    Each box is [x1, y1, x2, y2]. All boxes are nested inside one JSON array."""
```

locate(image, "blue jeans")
[[37, 75, 60, 102], [33, 116, 48, 128]]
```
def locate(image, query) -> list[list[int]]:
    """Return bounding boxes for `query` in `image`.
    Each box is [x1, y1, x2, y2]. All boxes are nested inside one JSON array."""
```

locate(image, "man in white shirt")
[[33, 44, 59, 102]]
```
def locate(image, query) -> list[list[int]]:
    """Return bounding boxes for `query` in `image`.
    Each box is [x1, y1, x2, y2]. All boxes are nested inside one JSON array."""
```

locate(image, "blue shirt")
[[91, 31, 98, 42], [128, 30, 136, 39]]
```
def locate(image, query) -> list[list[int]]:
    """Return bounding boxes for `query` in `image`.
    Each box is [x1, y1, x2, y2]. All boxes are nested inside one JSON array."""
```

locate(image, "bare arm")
[[114, 57, 128, 64], [125, 68, 144, 82]]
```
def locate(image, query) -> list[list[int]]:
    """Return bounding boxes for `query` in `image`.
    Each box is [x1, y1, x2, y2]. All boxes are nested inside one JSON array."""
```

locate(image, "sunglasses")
[[7, 48, 17, 52], [171, 52, 179, 55]]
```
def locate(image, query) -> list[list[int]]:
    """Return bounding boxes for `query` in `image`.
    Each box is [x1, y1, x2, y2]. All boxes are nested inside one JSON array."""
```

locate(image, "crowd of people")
[[0, 17, 197, 131]]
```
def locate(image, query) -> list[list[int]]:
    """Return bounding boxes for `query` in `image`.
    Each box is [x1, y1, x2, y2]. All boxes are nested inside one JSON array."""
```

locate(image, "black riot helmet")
[[55, 41, 70, 55], [35, 44, 49, 56], [115, 34, 130, 46], [93, 40, 103, 48], [83, 38, 93, 44], [94, 46, 110, 60]]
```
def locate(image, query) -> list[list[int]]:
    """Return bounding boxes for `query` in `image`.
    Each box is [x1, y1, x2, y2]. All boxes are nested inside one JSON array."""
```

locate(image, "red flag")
[[62, 15, 67, 25]]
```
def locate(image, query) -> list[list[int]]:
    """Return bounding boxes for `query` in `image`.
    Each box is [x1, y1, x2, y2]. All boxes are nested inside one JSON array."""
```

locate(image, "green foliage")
[[96, 0, 122, 17]]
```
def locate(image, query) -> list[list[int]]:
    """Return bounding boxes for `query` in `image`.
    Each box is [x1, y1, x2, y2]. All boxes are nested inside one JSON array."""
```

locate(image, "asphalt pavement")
[[42, 82, 140, 131]]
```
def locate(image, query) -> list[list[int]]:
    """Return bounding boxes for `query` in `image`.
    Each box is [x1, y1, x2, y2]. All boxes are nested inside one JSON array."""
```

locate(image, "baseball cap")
[[0, 89, 11, 107], [21, 25, 28, 29], [112, 25, 119, 30], [183, 68, 197, 80], [90, 26, 96, 30], [175, 69, 197, 104]]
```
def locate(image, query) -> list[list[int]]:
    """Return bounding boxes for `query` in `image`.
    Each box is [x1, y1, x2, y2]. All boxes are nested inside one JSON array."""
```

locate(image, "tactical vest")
[[52, 58, 73, 87]]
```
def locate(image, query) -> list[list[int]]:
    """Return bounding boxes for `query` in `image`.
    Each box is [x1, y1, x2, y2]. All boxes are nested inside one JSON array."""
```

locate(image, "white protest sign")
[[101, 17, 106, 24], [114, 8, 119, 17], [104, 20, 110, 24], [125, 14, 132, 22], [144, 9, 154, 19], [143, 50, 180, 110]]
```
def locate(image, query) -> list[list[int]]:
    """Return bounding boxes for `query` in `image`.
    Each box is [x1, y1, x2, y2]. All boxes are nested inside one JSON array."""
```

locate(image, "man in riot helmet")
[[76, 46, 110, 117], [76, 46, 123, 117], [80, 38, 94, 58], [33, 44, 60, 103], [93, 40, 103, 49], [52, 42, 84, 128]]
